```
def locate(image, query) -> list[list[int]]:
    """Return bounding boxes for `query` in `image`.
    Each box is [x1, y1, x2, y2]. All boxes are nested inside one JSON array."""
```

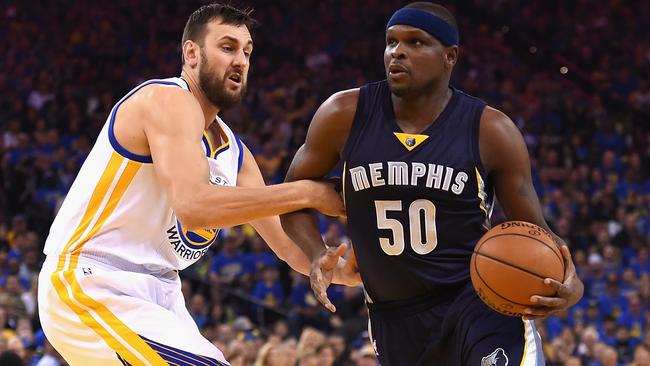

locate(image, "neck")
[[391, 79, 452, 133], [180, 69, 219, 129]]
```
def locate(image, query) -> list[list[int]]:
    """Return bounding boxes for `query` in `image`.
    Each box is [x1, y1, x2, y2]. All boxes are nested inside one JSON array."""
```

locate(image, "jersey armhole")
[[471, 102, 488, 178], [340, 85, 368, 163], [109, 80, 186, 164]]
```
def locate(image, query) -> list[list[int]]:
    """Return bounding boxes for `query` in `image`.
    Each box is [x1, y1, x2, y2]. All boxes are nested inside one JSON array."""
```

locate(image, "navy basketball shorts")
[[367, 282, 544, 366]]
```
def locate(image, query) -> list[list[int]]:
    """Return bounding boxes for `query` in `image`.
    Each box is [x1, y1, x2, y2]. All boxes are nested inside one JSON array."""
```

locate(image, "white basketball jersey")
[[43, 77, 243, 272]]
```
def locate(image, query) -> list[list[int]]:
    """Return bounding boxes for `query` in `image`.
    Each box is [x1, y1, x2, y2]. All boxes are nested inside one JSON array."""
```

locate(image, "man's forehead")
[[205, 20, 252, 44]]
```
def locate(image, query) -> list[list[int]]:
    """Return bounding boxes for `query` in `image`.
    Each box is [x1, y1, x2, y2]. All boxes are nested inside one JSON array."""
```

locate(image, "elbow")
[[173, 194, 205, 230], [175, 206, 203, 231]]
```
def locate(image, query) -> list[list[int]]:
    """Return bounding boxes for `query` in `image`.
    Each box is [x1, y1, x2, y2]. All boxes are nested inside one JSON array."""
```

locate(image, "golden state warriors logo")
[[178, 222, 218, 249], [167, 220, 219, 261]]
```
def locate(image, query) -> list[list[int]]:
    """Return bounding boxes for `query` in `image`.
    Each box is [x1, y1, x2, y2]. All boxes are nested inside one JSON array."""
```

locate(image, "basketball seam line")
[[475, 251, 555, 281], [475, 232, 564, 269], [473, 255, 530, 311]]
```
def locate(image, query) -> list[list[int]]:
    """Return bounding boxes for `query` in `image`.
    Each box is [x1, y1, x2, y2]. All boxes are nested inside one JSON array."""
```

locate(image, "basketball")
[[470, 221, 565, 317]]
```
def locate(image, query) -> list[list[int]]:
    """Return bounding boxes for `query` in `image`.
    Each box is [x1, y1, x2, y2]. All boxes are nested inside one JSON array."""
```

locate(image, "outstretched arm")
[[281, 89, 360, 311], [479, 106, 584, 319], [237, 143, 360, 286], [120, 84, 344, 230]]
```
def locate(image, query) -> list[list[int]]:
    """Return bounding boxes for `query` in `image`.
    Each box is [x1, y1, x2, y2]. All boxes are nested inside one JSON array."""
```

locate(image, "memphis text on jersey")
[[348, 161, 468, 195]]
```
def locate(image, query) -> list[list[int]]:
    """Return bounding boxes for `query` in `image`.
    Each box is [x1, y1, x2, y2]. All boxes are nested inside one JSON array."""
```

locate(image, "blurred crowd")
[[0, 0, 649, 365]]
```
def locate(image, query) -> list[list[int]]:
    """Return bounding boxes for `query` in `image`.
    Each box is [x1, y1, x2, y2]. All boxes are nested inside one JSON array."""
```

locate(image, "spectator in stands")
[[210, 231, 248, 288]]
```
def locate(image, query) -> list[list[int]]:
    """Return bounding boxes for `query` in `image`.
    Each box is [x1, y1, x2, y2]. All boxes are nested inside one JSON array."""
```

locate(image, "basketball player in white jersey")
[[37, 4, 359, 365]]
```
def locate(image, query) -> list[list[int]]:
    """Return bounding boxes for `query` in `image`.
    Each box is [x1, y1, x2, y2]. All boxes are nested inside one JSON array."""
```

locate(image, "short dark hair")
[[181, 3, 257, 63], [404, 2, 458, 33]]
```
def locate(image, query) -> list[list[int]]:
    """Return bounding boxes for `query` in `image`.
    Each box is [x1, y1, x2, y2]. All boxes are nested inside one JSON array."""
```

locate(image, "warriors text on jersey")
[[44, 77, 243, 273], [342, 80, 494, 303]]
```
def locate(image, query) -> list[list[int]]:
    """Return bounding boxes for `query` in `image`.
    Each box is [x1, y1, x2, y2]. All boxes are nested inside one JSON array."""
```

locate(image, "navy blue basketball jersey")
[[342, 80, 494, 303]]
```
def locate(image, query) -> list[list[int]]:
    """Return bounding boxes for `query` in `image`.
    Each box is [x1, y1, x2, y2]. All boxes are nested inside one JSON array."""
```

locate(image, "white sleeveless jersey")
[[44, 77, 243, 272]]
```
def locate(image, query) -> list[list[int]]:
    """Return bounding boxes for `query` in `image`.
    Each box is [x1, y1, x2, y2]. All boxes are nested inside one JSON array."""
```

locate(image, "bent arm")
[[480, 107, 584, 307], [135, 85, 317, 230], [479, 107, 555, 237]]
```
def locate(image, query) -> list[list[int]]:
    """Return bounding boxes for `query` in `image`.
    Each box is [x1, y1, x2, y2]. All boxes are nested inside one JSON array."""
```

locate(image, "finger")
[[523, 305, 556, 319], [522, 313, 547, 321], [347, 245, 357, 266], [314, 288, 336, 312], [561, 245, 576, 277], [321, 244, 347, 269], [529, 294, 568, 308], [541, 277, 564, 293], [310, 268, 336, 312], [334, 243, 348, 257]]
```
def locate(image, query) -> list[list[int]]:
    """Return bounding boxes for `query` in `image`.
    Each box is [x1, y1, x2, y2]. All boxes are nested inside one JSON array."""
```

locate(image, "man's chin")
[[388, 83, 411, 97]]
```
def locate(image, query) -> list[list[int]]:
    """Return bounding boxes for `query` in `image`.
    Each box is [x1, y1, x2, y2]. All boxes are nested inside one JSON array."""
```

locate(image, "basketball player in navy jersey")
[[281, 2, 583, 365]]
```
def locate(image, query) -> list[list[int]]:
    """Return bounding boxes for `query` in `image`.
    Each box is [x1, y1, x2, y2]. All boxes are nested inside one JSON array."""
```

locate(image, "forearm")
[[256, 214, 352, 285], [284, 250, 312, 277], [280, 209, 328, 261], [251, 215, 312, 277], [178, 181, 310, 230]]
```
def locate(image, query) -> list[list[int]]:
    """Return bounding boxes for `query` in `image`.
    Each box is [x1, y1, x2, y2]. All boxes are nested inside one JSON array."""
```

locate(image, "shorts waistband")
[[367, 283, 469, 318], [43, 252, 179, 281]]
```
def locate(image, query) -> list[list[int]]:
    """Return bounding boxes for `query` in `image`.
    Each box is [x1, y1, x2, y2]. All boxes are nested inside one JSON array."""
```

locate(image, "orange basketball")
[[470, 221, 565, 317]]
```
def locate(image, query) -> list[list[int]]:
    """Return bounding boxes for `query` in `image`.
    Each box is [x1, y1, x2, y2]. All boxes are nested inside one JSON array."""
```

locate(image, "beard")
[[387, 79, 412, 97], [199, 49, 247, 110]]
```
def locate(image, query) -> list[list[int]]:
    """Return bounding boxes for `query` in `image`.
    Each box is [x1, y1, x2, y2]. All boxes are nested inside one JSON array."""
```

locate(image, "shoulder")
[[317, 88, 360, 120], [479, 106, 521, 141], [119, 82, 204, 135], [128, 83, 201, 116], [305, 88, 361, 149], [479, 106, 526, 173]]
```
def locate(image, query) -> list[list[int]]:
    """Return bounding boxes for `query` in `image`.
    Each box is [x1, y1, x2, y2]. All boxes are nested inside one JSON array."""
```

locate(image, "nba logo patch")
[[481, 348, 508, 366]]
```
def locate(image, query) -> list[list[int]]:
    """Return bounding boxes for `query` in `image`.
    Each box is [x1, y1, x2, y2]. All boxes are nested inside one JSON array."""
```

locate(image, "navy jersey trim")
[[234, 134, 244, 172], [387, 85, 460, 138], [202, 135, 212, 157], [470, 97, 488, 177], [108, 80, 186, 164], [180, 77, 191, 92]]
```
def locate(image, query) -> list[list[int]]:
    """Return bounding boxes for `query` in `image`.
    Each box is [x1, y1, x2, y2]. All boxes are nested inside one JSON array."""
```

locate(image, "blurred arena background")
[[1, 1, 649, 365]]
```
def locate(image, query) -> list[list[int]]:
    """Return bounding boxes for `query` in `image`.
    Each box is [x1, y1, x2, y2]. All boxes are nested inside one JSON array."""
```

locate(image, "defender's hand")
[[523, 245, 584, 320], [310, 244, 350, 312], [306, 180, 345, 217]]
